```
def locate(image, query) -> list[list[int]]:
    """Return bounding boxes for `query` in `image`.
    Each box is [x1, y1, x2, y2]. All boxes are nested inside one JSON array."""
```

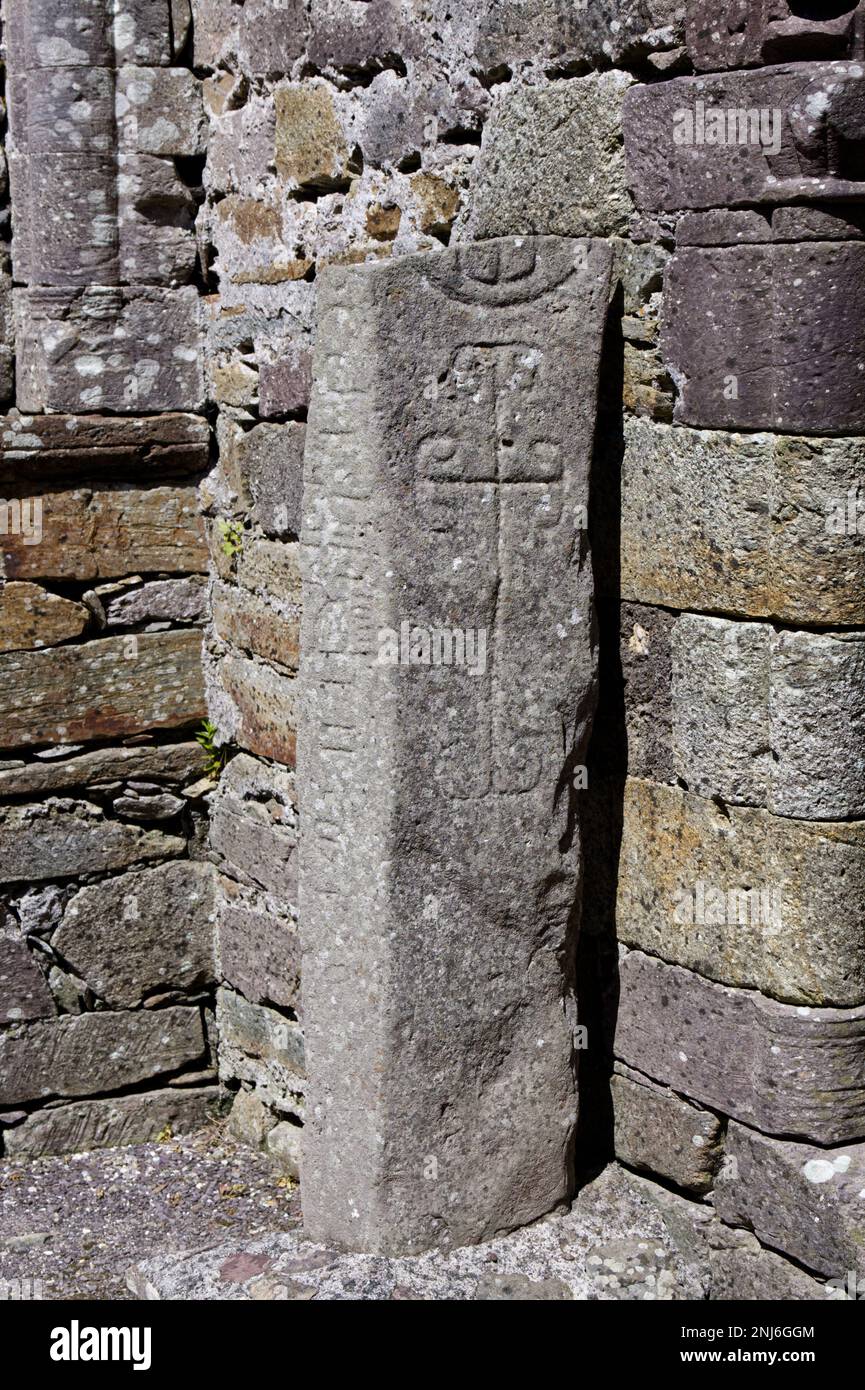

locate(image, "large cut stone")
[[54, 861, 216, 1007], [2, 1085, 221, 1159], [0, 741, 206, 798], [661, 243, 865, 433], [715, 1123, 865, 1279], [620, 419, 865, 626], [611, 1063, 723, 1196], [0, 1005, 206, 1105], [0, 582, 90, 651], [209, 754, 297, 902], [618, 779, 865, 1007], [625, 63, 865, 212], [216, 875, 301, 1014], [0, 412, 209, 482], [300, 236, 611, 1253], [686, 2, 865, 73], [0, 931, 54, 1022], [616, 948, 865, 1144], [0, 631, 205, 749], [0, 801, 183, 883]]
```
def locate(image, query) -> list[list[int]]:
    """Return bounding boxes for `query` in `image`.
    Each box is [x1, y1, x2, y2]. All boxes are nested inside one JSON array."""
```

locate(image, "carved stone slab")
[[299, 237, 611, 1254]]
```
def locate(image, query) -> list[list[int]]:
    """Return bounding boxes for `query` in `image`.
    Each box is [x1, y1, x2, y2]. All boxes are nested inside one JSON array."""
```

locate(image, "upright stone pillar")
[[299, 237, 612, 1254]]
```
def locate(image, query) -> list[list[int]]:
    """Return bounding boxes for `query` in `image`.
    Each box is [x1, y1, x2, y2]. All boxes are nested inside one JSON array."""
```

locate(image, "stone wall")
[[0, 0, 220, 1158]]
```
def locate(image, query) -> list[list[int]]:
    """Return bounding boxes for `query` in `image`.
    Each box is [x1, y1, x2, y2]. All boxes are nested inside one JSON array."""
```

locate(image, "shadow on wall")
[[574, 284, 627, 1182]]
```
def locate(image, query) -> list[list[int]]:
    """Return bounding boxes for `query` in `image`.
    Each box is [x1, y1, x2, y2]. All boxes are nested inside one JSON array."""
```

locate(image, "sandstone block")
[[227, 1087, 276, 1148], [217, 876, 301, 1014], [616, 949, 865, 1143], [259, 348, 313, 420], [54, 861, 216, 1007], [104, 577, 207, 626], [662, 242, 865, 433], [116, 67, 206, 156], [612, 1064, 723, 1195], [618, 778, 865, 1007], [274, 83, 349, 191], [0, 1005, 206, 1105], [468, 73, 635, 239], [2, 1084, 220, 1159], [0, 583, 89, 652], [0, 413, 209, 482], [619, 603, 675, 784], [620, 420, 865, 626], [715, 1123, 865, 1279], [265, 1121, 302, 1178], [472, 0, 685, 72], [0, 801, 183, 883], [15, 286, 204, 414], [207, 652, 297, 766], [211, 583, 300, 672], [300, 236, 611, 1253], [0, 631, 205, 749], [0, 931, 54, 1023], [625, 63, 865, 212], [0, 741, 206, 799], [209, 754, 297, 901]]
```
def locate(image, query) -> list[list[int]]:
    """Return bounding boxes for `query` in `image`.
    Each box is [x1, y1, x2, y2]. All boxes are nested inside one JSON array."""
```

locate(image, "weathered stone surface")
[[54, 861, 216, 1008], [0, 582, 90, 652], [0, 1006, 206, 1105], [216, 989, 304, 1117], [15, 286, 204, 414], [210, 754, 297, 901], [612, 1064, 723, 1195], [0, 741, 206, 798], [211, 583, 300, 671], [687, 1, 865, 73], [227, 1088, 276, 1148], [619, 603, 675, 784], [468, 73, 634, 239], [275, 83, 349, 191], [1, 1085, 220, 1159], [300, 236, 611, 1254], [0, 931, 54, 1023], [620, 420, 865, 626], [237, 539, 303, 605], [113, 790, 185, 820], [230, 422, 306, 539], [625, 63, 865, 213], [116, 152, 198, 287], [618, 778, 865, 1007], [104, 577, 207, 626], [216, 877, 301, 1014], [0, 412, 209, 482], [266, 1121, 302, 1178], [2, 486, 206, 581], [0, 631, 205, 749], [662, 242, 865, 433], [708, 1229, 840, 1302], [472, 0, 685, 72], [715, 1123, 865, 1279], [207, 652, 297, 766], [0, 801, 183, 883], [116, 67, 206, 156], [259, 348, 313, 420], [616, 948, 865, 1143]]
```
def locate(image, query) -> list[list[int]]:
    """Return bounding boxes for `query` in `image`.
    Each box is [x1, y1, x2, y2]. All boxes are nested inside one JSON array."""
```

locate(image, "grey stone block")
[[467, 73, 635, 239], [686, 1, 865, 73], [216, 988, 304, 1118], [661, 242, 865, 433], [116, 67, 206, 156], [715, 1123, 865, 1279], [617, 778, 865, 1007], [616, 948, 865, 1143], [0, 931, 54, 1023], [209, 754, 297, 901], [300, 236, 611, 1254], [0, 1005, 206, 1105], [2, 1085, 220, 1158], [612, 1064, 723, 1195], [708, 1231, 839, 1301], [0, 801, 184, 884], [53, 861, 216, 1008], [620, 602, 675, 784], [620, 419, 865, 626], [216, 877, 300, 1014]]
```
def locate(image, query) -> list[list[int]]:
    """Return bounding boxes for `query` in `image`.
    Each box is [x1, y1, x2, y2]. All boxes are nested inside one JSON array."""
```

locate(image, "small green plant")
[[218, 518, 244, 558], [196, 719, 227, 780]]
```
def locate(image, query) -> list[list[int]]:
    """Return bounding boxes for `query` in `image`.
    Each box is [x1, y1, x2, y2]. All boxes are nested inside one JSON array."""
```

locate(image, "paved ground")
[[0, 1119, 301, 1301]]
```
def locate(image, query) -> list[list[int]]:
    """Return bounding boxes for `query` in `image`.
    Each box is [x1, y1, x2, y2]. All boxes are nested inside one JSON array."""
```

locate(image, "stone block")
[[116, 67, 206, 156], [53, 861, 216, 1007], [662, 242, 865, 433], [209, 753, 297, 901], [117, 153, 198, 286], [1, 486, 206, 582], [0, 741, 206, 799], [274, 82, 350, 191], [0, 1005, 206, 1105], [468, 73, 635, 239], [0, 583, 90, 652], [686, 1, 865, 72], [0, 800, 183, 883], [0, 631, 205, 749], [265, 1121, 302, 1178], [620, 603, 675, 783], [300, 236, 611, 1253], [472, 0, 685, 73], [620, 419, 865, 626], [15, 286, 204, 414], [104, 577, 207, 626], [0, 931, 54, 1022], [216, 988, 305, 1117], [307, 0, 412, 74], [618, 778, 865, 1007], [220, 421, 305, 538], [715, 1123, 865, 1279], [216, 876, 301, 1013], [625, 63, 865, 213], [616, 948, 865, 1143], [259, 348, 313, 420], [237, 538, 303, 604], [8, 150, 119, 287], [708, 1231, 839, 1302], [227, 1088, 276, 1148], [208, 652, 297, 766], [0, 413, 209, 483], [236, 0, 311, 75], [612, 1064, 723, 1195], [2, 1085, 220, 1159], [211, 583, 300, 671]]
